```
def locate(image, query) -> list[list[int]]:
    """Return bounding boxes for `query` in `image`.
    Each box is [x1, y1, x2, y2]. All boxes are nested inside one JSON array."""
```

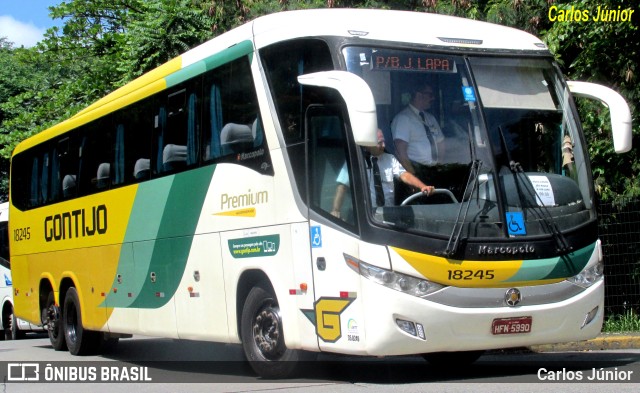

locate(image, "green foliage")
[[603, 309, 640, 332], [484, 0, 553, 35], [544, 0, 639, 201], [119, 1, 215, 81], [0, 43, 90, 200]]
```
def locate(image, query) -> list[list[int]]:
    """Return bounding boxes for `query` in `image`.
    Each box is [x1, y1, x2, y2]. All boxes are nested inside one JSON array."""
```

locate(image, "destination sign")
[[371, 51, 456, 73]]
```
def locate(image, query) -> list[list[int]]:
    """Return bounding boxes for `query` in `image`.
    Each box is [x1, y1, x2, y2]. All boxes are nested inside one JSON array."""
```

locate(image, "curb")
[[530, 333, 640, 352]]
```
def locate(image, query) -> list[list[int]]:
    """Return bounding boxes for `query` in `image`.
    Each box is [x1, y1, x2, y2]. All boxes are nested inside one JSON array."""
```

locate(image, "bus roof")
[[12, 9, 547, 156], [250, 8, 546, 51]]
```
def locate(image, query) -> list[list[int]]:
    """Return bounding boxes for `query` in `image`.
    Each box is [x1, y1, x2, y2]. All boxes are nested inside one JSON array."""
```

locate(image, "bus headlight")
[[344, 254, 444, 298], [567, 260, 604, 288]]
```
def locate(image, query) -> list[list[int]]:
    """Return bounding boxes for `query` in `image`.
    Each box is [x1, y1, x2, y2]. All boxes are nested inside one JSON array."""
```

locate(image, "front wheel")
[[63, 287, 100, 355], [240, 284, 300, 379]]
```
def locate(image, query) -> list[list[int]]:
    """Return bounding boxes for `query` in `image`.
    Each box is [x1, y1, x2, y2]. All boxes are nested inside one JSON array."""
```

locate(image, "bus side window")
[[307, 108, 356, 227], [40, 152, 50, 204], [78, 123, 113, 195], [29, 156, 40, 207], [204, 83, 223, 160], [57, 137, 78, 199], [96, 162, 111, 189], [115, 98, 153, 183], [155, 86, 200, 174], [220, 122, 253, 155], [62, 174, 77, 199], [113, 124, 125, 185], [202, 55, 271, 173]]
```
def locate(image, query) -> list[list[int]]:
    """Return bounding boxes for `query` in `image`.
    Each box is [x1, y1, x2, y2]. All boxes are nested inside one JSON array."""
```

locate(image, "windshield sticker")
[[462, 86, 477, 102], [228, 234, 280, 258], [506, 212, 527, 236], [528, 175, 556, 206]]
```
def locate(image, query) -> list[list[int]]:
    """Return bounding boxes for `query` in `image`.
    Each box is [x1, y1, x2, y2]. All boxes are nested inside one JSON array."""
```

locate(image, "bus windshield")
[[343, 47, 593, 240]]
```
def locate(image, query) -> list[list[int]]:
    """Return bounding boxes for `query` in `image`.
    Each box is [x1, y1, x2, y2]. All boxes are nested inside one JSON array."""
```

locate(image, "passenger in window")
[[331, 130, 433, 218], [391, 83, 445, 184]]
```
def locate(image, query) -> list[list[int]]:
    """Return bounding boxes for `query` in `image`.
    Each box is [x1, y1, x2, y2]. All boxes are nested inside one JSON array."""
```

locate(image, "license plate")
[[492, 316, 532, 335]]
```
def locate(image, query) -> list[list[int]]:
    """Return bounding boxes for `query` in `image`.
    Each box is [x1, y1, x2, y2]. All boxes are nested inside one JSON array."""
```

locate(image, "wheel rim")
[[252, 300, 284, 360], [43, 302, 60, 337]]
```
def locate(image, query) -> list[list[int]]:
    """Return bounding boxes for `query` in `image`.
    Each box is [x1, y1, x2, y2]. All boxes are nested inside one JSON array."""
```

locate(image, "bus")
[[9, 9, 632, 378]]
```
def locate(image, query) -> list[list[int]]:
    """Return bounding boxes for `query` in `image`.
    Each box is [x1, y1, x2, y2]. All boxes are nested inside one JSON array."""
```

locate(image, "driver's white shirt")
[[336, 153, 406, 207], [391, 104, 444, 165]]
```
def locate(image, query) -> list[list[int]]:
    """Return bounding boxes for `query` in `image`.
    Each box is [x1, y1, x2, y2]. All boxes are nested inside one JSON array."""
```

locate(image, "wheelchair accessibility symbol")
[[506, 212, 526, 235], [311, 226, 322, 248]]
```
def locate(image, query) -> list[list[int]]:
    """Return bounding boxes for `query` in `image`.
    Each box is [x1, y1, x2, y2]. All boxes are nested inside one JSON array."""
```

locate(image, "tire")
[[44, 291, 67, 351], [63, 287, 100, 355], [422, 350, 485, 367], [1, 305, 8, 340], [240, 284, 300, 379], [10, 312, 26, 340]]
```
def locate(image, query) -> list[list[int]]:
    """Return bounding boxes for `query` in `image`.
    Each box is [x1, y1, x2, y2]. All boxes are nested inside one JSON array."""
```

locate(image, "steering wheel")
[[400, 188, 459, 206]]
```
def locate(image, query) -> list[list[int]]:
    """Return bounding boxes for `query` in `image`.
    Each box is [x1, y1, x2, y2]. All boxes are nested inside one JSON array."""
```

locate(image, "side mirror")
[[297, 71, 378, 147], [567, 81, 632, 154]]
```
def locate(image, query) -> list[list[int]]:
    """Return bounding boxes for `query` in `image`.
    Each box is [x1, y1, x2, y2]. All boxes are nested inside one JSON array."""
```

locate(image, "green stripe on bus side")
[[102, 177, 173, 308], [202, 40, 253, 71], [165, 61, 207, 88], [125, 177, 174, 242], [104, 165, 215, 309], [129, 165, 215, 308], [165, 40, 254, 89], [504, 242, 595, 282]]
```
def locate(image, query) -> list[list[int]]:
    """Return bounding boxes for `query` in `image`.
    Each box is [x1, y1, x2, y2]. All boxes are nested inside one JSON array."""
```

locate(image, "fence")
[[597, 197, 640, 317]]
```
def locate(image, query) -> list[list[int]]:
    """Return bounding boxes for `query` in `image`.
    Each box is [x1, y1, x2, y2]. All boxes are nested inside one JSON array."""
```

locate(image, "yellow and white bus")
[[9, 9, 632, 378]]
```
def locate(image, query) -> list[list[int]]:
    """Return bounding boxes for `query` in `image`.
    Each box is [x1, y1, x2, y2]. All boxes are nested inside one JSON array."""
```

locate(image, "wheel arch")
[[38, 278, 55, 317], [235, 269, 274, 341], [58, 277, 76, 318]]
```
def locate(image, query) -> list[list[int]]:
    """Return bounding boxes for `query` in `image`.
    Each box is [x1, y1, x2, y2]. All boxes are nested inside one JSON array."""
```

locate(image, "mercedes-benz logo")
[[505, 288, 522, 307]]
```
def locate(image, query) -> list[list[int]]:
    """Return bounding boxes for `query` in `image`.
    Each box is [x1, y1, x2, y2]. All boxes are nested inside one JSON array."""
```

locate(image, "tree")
[[544, 0, 639, 200], [0, 42, 80, 201], [119, 0, 215, 81]]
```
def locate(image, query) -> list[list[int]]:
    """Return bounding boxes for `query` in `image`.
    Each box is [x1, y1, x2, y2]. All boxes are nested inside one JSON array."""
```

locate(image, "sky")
[[0, 0, 63, 47]]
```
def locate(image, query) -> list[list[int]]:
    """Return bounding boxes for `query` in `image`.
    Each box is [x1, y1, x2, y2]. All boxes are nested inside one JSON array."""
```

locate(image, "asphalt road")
[[1, 333, 640, 392]]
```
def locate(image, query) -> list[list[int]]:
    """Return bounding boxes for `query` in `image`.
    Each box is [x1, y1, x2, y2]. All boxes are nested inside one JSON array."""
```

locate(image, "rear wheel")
[[43, 291, 67, 351], [241, 283, 300, 379], [63, 287, 100, 355]]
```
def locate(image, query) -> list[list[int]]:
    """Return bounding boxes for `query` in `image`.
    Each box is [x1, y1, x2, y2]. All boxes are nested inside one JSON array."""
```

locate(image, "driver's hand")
[[421, 186, 434, 196]]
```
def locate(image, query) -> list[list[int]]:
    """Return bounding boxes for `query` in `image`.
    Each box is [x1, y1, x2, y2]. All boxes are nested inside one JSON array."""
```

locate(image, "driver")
[[332, 130, 433, 217]]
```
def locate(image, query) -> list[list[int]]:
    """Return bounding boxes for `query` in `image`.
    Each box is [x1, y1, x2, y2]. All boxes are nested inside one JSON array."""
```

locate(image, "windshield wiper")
[[509, 161, 572, 253], [496, 126, 571, 253], [442, 159, 483, 257]]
